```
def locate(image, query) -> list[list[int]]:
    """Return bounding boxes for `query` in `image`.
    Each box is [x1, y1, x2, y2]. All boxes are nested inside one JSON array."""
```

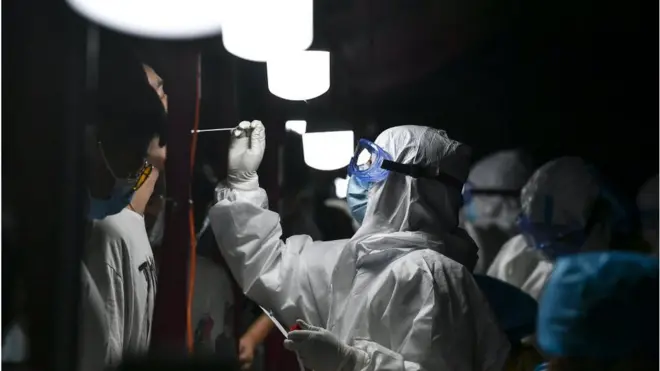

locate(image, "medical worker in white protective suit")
[[488, 157, 631, 300], [636, 175, 658, 255], [209, 122, 510, 371], [461, 150, 533, 274]]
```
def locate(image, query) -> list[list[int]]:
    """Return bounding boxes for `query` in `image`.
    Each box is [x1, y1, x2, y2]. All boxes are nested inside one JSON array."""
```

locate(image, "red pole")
[[150, 49, 200, 356]]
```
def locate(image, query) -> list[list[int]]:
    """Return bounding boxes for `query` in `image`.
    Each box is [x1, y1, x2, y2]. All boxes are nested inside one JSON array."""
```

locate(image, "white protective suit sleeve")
[[209, 185, 343, 328]]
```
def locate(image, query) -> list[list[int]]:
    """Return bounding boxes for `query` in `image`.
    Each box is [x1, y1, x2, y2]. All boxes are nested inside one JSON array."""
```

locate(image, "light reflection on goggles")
[[347, 138, 464, 190]]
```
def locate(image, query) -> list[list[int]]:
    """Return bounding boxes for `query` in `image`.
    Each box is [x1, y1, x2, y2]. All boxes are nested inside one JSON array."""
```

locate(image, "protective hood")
[[521, 157, 608, 253], [464, 150, 533, 229], [352, 125, 478, 269], [463, 150, 533, 273]]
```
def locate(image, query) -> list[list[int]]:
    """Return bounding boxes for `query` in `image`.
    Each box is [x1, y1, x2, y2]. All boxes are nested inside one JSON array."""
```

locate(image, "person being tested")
[[209, 121, 510, 371]]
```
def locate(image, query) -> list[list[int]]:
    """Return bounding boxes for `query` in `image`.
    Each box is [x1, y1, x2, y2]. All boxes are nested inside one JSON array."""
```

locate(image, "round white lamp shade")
[[285, 120, 307, 135], [66, 0, 225, 39], [222, 0, 313, 62], [302, 130, 354, 171], [267, 51, 330, 101]]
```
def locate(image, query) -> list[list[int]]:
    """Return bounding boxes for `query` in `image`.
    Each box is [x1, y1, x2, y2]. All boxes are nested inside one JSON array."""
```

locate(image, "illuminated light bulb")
[[66, 0, 225, 39], [222, 0, 313, 62], [302, 131, 354, 171], [334, 177, 349, 199], [285, 120, 307, 135], [267, 51, 330, 101]]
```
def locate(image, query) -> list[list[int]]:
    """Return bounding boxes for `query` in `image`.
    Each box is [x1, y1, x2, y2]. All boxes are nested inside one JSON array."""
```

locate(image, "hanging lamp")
[[66, 0, 225, 39], [302, 130, 353, 171], [267, 51, 330, 101], [285, 120, 307, 135], [222, 0, 313, 62]]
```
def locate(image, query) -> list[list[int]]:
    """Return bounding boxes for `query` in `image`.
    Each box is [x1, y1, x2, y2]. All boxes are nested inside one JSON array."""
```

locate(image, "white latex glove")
[[284, 320, 368, 371], [227, 120, 266, 190]]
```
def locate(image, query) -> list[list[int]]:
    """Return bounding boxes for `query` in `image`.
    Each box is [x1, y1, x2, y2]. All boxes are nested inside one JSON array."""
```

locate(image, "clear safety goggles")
[[516, 214, 586, 259], [347, 138, 464, 189], [461, 181, 520, 205]]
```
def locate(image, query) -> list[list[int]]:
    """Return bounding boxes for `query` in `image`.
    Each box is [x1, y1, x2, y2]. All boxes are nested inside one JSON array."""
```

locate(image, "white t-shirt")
[[80, 208, 157, 369]]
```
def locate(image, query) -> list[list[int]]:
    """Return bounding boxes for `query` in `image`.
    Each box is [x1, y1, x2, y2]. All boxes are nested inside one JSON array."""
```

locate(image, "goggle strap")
[[381, 160, 464, 190], [468, 189, 520, 197]]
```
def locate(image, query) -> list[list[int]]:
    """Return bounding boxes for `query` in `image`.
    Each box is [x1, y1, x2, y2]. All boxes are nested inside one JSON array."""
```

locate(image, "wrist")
[[345, 348, 369, 371], [227, 172, 259, 190]]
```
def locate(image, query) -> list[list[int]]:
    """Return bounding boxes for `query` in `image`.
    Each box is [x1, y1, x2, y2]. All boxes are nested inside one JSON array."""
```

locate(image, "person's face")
[[144, 65, 167, 112]]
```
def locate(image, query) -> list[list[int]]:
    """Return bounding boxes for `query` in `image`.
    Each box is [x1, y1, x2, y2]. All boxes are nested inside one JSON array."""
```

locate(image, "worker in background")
[[534, 251, 658, 371], [79, 58, 167, 369], [461, 150, 534, 274], [209, 122, 510, 371], [636, 174, 658, 255], [488, 157, 632, 300]]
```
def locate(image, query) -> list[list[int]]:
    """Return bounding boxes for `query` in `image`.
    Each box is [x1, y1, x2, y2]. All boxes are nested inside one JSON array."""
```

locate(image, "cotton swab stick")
[[190, 128, 234, 134]]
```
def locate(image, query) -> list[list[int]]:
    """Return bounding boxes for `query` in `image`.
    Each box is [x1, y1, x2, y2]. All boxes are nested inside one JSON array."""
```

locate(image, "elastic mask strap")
[[381, 159, 464, 190]]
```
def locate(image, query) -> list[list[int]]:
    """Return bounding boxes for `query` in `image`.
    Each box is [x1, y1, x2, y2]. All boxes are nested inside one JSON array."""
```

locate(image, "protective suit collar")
[[351, 126, 477, 269]]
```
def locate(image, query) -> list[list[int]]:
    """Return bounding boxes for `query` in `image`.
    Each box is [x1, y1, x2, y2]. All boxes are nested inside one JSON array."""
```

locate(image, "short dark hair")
[[96, 98, 167, 155], [95, 39, 167, 157]]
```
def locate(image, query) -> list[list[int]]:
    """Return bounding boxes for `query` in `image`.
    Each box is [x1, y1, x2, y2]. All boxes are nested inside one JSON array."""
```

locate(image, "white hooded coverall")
[[488, 157, 606, 300], [209, 125, 510, 371], [462, 150, 533, 274]]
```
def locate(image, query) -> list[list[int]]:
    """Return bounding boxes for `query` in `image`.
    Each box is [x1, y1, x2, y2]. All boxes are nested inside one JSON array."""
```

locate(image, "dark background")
[[3, 0, 657, 368]]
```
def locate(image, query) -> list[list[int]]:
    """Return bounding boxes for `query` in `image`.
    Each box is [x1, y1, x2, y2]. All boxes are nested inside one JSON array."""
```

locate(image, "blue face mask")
[[464, 201, 479, 223], [88, 184, 135, 220], [347, 176, 369, 225]]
